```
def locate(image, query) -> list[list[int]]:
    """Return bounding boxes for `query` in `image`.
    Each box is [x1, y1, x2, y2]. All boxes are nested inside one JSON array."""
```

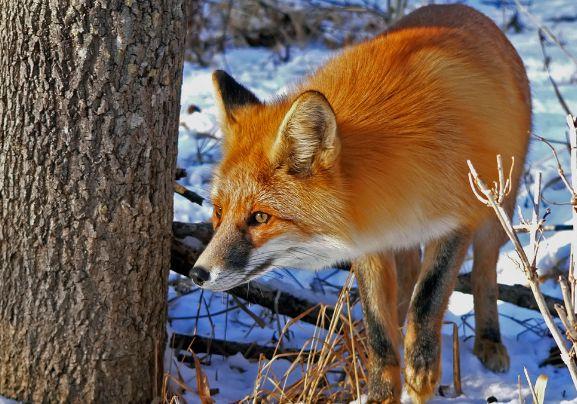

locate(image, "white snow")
[[169, 0, 577, 402]]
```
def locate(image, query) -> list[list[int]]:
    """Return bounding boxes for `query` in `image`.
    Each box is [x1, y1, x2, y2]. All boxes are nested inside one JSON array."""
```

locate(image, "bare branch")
[[534, 134, 575, 195], [468, 157, 577, 390], [529, 172, 542, 267], [170, 333, 306, 361], [555, 304, 577, 341], [173, 221, 214, 244], [174, 183, 204, 206], [560, 276, 576, 326]]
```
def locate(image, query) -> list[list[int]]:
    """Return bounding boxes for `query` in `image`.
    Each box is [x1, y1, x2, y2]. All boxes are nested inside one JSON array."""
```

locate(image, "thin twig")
[[514, 224, 573, 233], [560, 276, 576, 326], [529, 172, 542, 267], [555, 304, 577, 341], [230, 295, 267, 328], [514, 0, 577, 67], [538, 30, 573, 117], [534, 134, 574, 193], [567, 115, 577, 310]]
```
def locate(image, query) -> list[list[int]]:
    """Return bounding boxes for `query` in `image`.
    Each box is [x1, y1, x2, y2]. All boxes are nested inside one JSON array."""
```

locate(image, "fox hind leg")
[[395, 247, 421, 328], [472, 218, 510, 372], [404, 231, 471, 403], [354, 252, 402, 403]]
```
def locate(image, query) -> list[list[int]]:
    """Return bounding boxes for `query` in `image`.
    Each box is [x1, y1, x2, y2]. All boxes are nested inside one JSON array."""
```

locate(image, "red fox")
[[190, 4, 531, 403]]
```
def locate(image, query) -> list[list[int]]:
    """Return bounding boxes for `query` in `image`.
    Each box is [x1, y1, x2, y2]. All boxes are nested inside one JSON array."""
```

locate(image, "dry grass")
[[159, 272, 370, 403], [163, 268, 464, 402], [245, 271, 370, 403], [160, 272, 371, 403]]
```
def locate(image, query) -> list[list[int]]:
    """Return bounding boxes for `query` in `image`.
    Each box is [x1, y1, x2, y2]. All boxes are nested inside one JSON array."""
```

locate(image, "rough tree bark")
[[0, 0, 185, 402]]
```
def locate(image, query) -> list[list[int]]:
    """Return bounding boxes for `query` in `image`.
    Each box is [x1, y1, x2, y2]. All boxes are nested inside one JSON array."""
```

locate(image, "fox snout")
[[189, 266, 211, 287], [188, 220, 256, 291]]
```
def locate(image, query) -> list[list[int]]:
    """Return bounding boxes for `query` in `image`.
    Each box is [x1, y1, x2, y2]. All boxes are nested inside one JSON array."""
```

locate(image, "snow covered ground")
[[170, 0, 577, 402]]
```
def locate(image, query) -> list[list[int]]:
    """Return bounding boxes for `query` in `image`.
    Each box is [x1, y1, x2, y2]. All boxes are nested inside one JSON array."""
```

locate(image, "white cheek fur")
[[249, 234, 357, 271], [248, 215, 460, 274], [201, 214, 459, 290]]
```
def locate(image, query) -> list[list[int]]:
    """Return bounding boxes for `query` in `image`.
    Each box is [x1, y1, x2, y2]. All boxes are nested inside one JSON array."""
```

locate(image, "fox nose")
[[190, 266, 211, 286]]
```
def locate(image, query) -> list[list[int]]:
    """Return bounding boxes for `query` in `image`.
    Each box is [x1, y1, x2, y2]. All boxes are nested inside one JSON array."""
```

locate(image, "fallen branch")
[[170, 333, 303, 361], [456, 273, 562, 315], [228, 283, 336, 329], [173, 221, 214, 244], [174, 183, 204, 205], [171, 237, 203, 276]]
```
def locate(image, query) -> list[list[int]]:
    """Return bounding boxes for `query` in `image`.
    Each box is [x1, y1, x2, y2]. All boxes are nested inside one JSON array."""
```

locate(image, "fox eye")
[[250, 211, 269, 225], [214, 206, 222, 219]]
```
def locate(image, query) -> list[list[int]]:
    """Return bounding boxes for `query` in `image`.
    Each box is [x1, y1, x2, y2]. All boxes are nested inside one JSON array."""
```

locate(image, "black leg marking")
[[405, 329, 438, 374], [411, 233, 465, 323], [364, 310, 399, 367], [479, 326, 502, 343], [405, 231, 471, 398], [363, 308, 401, 402]]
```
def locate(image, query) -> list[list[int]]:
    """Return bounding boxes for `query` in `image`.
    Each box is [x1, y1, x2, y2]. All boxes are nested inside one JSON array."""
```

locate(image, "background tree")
[[0, 0, 185, 401]]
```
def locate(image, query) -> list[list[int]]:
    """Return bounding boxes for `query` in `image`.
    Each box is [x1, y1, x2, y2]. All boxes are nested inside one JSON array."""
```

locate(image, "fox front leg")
[[354, 252, 402, 403], [404, 231, 471, 403]]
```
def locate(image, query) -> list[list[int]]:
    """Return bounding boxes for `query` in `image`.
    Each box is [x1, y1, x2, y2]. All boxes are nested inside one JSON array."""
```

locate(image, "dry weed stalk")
[[446, 321, 463, 397], [162, 359, 198, 403], [523, 367, 548, 404], [467, 115, 577, 390], [247, 271, 369, 402]]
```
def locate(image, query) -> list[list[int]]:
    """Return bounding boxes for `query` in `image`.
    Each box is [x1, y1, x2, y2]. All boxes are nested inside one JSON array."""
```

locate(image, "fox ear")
[[273, 91, 339, 176], [212, 70, 260, 121]]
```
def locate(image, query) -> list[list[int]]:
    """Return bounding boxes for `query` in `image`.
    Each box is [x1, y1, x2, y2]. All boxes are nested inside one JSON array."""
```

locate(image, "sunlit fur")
[[199, 4, 531, 293], [197, 5, 531, 402]]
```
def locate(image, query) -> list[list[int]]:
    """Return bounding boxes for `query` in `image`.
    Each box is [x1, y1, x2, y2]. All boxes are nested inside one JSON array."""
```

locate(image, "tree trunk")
[[0, 1, 185, 402]]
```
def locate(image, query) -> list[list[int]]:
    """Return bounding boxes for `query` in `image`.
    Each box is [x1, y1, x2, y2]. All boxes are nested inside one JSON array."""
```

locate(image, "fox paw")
[[366, 393, 400, 404], [404, 341, 440, 404], [367, 365, 401, 403], [474, 338, 510, 373], [404, 364, 439, 404]]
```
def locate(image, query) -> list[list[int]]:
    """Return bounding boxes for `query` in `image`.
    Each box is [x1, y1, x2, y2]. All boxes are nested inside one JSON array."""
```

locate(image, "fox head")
[[190, 70, 351, 291]]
